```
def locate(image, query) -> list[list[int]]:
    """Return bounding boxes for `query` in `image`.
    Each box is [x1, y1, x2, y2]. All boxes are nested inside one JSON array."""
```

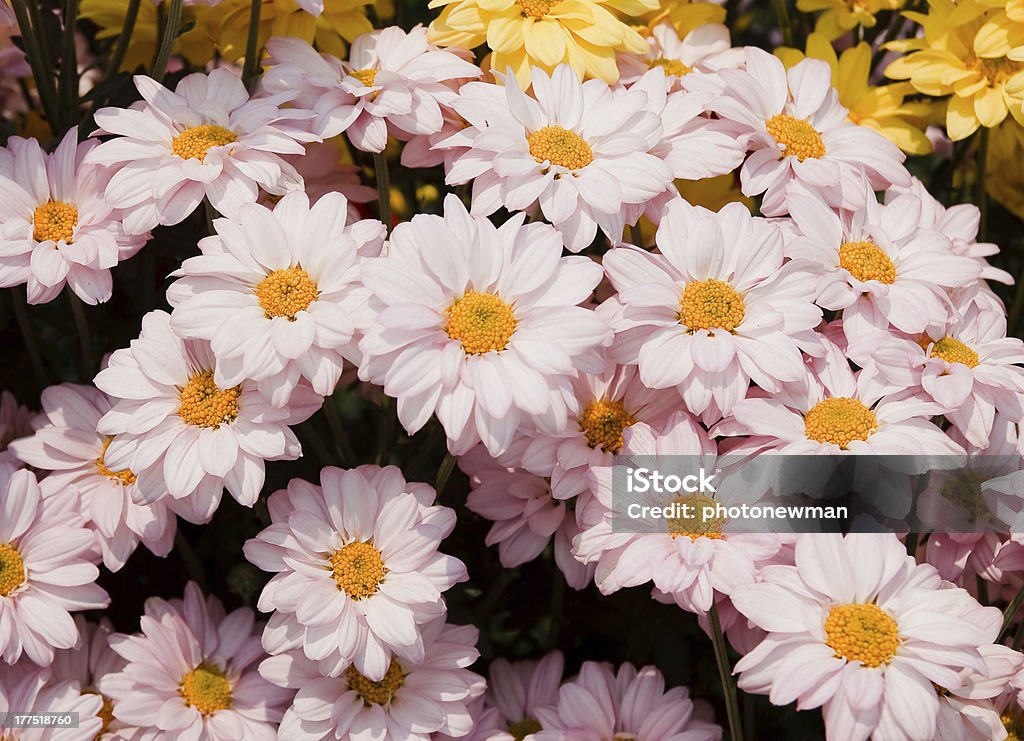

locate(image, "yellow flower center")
[[180, 663, 232, 715], [839, 240, 897, 285], [578, 398, 636, 454], [518, 0, 559, 18], [254, 267, 320, 320], [177, 371, 241, 428], [96, 437, 137, 486], [508, 718, 543, 739], [650, 57, 692, 76], [351, 68, 378, 87], [82, 690, 115, 738], [329, 541, 387, 600], [678, 278, 746, 333], [824, 603, 900, 668], [929, 336, 980, 368], [0, 542, 25, 596], [345, 659, 405, 706], [1003, 712, 1024, 741], [970, 54, 1022, 85], [33, 200, 78, 244], [667, 494, 726, 540], [445, 291, 517, 355], [171, 125, 237, 162], [766, 114, 826, 161], [941, 470, 991, 523], [527, 126, 594, 171], [804, 397, 877, 449]]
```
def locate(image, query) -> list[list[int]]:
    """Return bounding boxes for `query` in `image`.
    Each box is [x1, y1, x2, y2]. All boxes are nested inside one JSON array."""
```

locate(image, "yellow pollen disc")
[[180, 663, 233, 715], [804, 397, 877, 449], [96, 437, 137, 486], [351, 68, 378, 87], [177, 371, 241, 429], [929, 336, 980, 368], [667, 494, 726, 540], [678, 278, 746, 333], [345, 658, 405, 706], [970, 54, 1022, 85], [517, 0, 559, 18], [941, 471, 990, 523], [0, 542, 25, 597], [254, 267, 320, 320], [330, 541, 388, 599], [765, 113, 826, 161], [445, 291, 517, 355], [507, 718, 543, 740], [171, 125, 237, 162], [838, 240, 897, 285], [650, 57, 692, 76], [824, 603, 900, 668], [578, 398, 636, 454], [1003, 712, 1024, 741], [33, 200, 78, 244], [527, 126, 594, 171], [82, 690, 115, 737]]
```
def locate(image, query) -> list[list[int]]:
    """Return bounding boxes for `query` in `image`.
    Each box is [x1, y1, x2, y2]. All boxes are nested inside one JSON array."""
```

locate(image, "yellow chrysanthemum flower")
[[426, 0, 659, 88], [885, 0, 1024, 140], [777, 34, 932, 154], [644, 0, 726, 38], [986, 120, 1024, 219], [795, 0, 902, 41]]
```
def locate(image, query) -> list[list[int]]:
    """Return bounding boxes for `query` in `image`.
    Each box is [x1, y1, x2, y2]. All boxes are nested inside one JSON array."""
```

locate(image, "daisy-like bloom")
[[885, 0, 1024, 140], [0, 389, 34, 467], [104, 582, 292, 740], [576, 412, 786, 614], [50, 617, 129, 739], [262, 619, 485, 740], [604, 199, 822, 424], [796, 0, 902, 40], [167, 192, 385, 407], [244, 465, 467, 681], [261, 28, 481, 154], [427, 0, 656, 88], [86, 68, 309, 234], [93, 311, 321, 524], [701, 47, 910, 216], [0, 468, 109, 666], [0, 127, 148, 305], [732, 533, 1003, 741], [10, 383, 177, 572], [0, 662, 106, 740], [458, 652, 564, 740], [618, 21, 743, 88], [784, 184, 981, 337], [358, 194, 610, 456], [531, 661, 722, 740], [441, 65, 672, 252]]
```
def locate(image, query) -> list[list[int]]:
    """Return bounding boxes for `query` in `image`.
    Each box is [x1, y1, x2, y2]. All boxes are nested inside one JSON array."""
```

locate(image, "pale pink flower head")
[[104, 582, 292, 740], [0, 127, 149, 305], [93, 310, 321, 523], [358, 195, 611, 456], [702, 47, 910, 216], [0, 389, 34, 467], [87, 69, 310, 234], [532, 661, 721, 740], [167, 192, 385, 406], [618, 22, 744, 89], [273, 139, 376, 216], [244, 465, 467, 681], [262, 619, 485, 740], [0, 468, 109, 666], [10, 383, 177, 572], [441, 65, 673, 252], [0, 661, 106, 739], [604, 199, 822, 424], [732, 533, 1002, 741]]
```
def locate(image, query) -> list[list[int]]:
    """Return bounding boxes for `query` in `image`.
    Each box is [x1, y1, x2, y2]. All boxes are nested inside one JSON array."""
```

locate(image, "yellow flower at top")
[[777, 34, 932, 154], [427, 0, 659, 88], [986, 120, 1024, 219], [795, 0, 903, 41], [643, 0, 726, 39], [885, 0, 1024, 140]]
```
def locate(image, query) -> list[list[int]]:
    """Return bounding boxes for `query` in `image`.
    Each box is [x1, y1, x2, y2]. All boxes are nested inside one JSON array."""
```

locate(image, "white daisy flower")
[[618, 21, 744, 88]]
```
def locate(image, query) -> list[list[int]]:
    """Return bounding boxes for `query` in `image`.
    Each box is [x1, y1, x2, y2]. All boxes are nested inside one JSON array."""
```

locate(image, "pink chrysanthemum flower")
[[167, 192, 385, 406], [0, 127, 148, 305], [10, 383, 177, 572], [261, 28, 480, 152], [0, 468, 109, 666], [618, 22, 744, 88], [732, 533, 1001, 741], [0, 662, 106, 740], [244, 465, 467, 681], [275, 140, 376, 217], [0, 389, 35, 468], [702, 47, 910, 216], [104, 582, 292, 740], [358, 195, 610, 456], [604, 199, 822, 424], [440, 65, 673, 252], [86, 69, 310, 234], [93, 311, 320, 524], [532, 661, 722, 740], [261, 619, 485, 740]]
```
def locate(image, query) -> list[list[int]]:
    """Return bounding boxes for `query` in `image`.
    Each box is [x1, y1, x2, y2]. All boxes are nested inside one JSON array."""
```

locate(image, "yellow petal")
[[974, 85, 1009, 127], [946, 94, 981, 140], [523, 20, 568, 66]]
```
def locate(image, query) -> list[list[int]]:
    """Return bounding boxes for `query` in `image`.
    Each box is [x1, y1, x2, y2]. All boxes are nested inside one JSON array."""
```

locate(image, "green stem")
[[10, 288, 48, 389], [175, 531, 208, 591], [710, 602, 744, 741], [297, 422, 333, 466], [974, 126, 989, 243], [11, 0, 62, 129], [771, 0, 795, 48], [373, 150, 392, 233], [1000, 582, 1024, 641], [434, 452, 457, 498], [59, 0, 79, 133], [151, 0, 182, 83], [323, 394, 357, 468], [241, 0, 262, 90], [374, 395, 396, 465], [67, 290, 94, 376], [105, 0, 140, 78]]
